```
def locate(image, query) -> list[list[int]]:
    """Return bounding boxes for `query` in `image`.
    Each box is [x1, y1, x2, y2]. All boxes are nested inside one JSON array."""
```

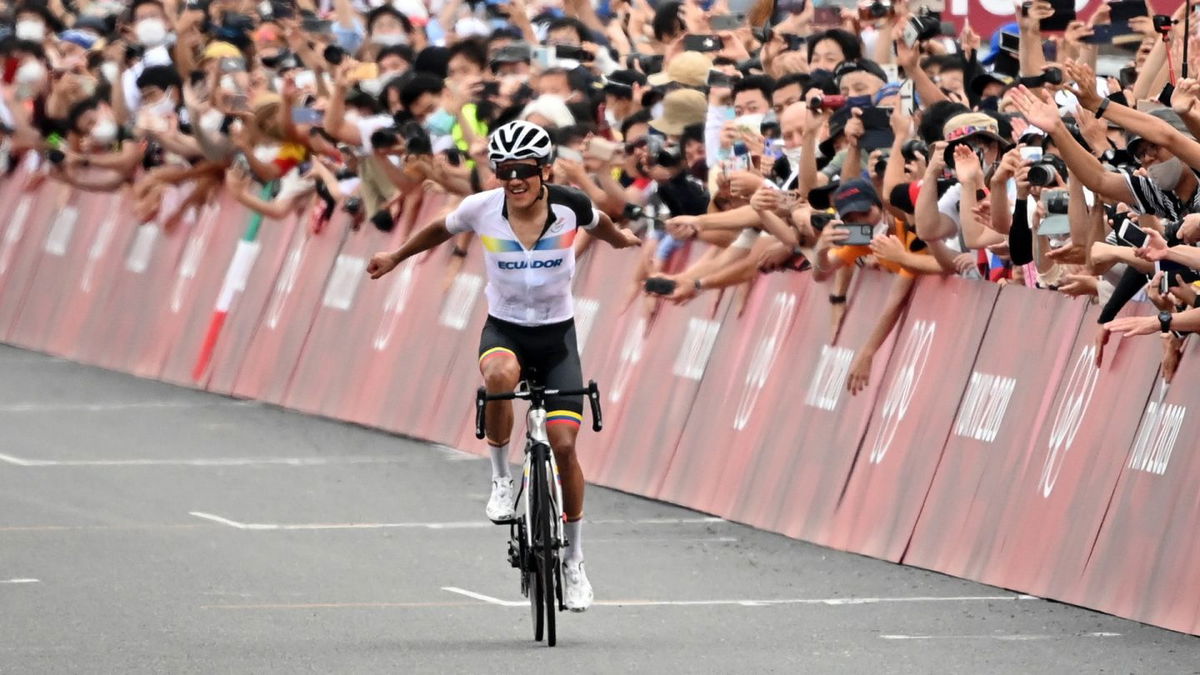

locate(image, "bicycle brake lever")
[[587, 380, 603, 432]]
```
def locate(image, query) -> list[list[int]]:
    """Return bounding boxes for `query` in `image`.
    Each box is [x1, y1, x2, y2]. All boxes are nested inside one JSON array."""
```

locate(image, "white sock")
[[489, 443, 511, 480], [565, 518, 583, 564]]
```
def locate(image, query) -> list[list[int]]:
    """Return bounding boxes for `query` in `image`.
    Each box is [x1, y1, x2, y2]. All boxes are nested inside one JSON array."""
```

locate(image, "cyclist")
[[366, 120, 640, 611]]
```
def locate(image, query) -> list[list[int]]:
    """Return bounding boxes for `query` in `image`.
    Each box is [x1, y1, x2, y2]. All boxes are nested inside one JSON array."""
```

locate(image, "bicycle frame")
[[522, 405, 564, 556]]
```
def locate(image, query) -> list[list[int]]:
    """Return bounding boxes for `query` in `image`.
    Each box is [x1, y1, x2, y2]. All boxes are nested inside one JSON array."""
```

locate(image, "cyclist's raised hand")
[[367, 251, 399, 279]]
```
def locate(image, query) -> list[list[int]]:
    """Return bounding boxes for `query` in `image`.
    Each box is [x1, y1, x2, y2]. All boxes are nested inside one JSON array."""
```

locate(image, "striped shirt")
[[1121, 168, 1200, 221]]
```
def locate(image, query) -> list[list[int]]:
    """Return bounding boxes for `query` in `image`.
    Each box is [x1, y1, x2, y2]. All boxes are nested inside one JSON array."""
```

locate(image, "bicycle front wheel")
[[531, 444, 558, 647]]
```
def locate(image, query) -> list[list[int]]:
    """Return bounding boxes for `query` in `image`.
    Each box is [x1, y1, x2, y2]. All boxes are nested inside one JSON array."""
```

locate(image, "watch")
[[693, 278, 703, 292], [1159, 311, 1173, 333], [1094, 97, 1110, 120]]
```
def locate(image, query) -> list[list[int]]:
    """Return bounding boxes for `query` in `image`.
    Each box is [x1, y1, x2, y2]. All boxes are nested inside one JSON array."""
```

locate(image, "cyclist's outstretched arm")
[[588, 211, 641, 249], [367, 217, 453, 279]]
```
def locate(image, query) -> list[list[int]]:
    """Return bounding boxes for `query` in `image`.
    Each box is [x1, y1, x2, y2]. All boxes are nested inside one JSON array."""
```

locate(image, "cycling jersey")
[[445, 184, 600, 326]]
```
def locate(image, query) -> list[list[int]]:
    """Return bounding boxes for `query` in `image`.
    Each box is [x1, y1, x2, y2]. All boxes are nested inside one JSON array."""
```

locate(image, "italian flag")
[[190, 189, 267, 381]]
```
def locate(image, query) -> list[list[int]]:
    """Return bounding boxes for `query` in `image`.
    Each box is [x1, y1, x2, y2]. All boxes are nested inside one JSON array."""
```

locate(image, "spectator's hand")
[[1147, 271, 1174, 311], [728, 170, 763, 198], [816, 223, 849, 252], [1075, 104, 1110, 155], [803, 100, 828, 136], [890, 103, 913, 140], [953, 252, 978, 276], [971, 199, 993, 229], [1162, 332, 1184, 384], [894, 29, 919, 73], [1170, 77, 1200, 117], [1169, 275, 1198, 306], [953, 144, 983, 185], [1093, 326, 1110, 367], [1128, 15, 1156, 37], [716, 31, 751, 62], [665, 215, 701, 239], [847, 350, 872, 395], [1009, 85, 1064, 133], [1063, 21, 1094, 50], [990, 145, 1023, 187], [1135, 227, 1169, 261], [1014, 160, 1032, 200], [1059, 272, 1099, 297], [1020, 0, 1054, 33], [367, 251, 399, 279], [749, 186, 780, 212], [869, 234, 906, 264], [657, 275, 698, 304], [555, 156, 587, 184], [925, 141, 949, 177], [1088, 1, 1111, 26], [1105, 314, 1160, 337], [1064, 60, 1101, 110], [1178, 213, 1200, 243], [961, 20, 982, 55], [1046, 243, 1087, 264], [844, 108, 864, 148], [757, 240, 794, 272], [615, 228, 641, 248]]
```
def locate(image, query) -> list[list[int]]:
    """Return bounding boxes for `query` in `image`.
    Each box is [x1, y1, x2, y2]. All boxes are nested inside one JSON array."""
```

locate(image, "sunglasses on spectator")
[[496, 164, 542, 180], [625, 138, 648, 154]]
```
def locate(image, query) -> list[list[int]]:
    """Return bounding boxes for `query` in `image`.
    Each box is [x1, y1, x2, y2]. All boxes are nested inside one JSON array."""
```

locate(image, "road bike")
[[474, 378, 603, 647]]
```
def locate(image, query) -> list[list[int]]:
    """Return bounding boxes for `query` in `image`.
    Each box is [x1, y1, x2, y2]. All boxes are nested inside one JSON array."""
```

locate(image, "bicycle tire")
[[529, 455, 545, 642], [537, 451, 557, 647]]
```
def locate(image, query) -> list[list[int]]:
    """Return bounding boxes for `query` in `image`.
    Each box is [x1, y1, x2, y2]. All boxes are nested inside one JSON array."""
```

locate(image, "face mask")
[[253, 144, 279, 165], [784, 145, 804, 169], [136, 18, 168, 48], [200, 109, 225, 133], [810, 68, 832, 81], [372, 33, 408, 46], [844, 95, 871, 109], [147, 95, 176, 117], [1148, 156, 1184, 190], [360, 78, 384, 96], [16, 59, 46, 86], [424, 107, 456, 136], [79, 76, 97, 97], [979, 96, 1000, 112], [15, 20, 45, 42], [101, 61, 120, 84], [91, 118, 118, 144], [219, 74, 238, 92]]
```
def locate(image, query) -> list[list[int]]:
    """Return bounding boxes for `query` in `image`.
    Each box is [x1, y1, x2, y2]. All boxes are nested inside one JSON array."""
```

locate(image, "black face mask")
[[979, 96, 1000, 112]]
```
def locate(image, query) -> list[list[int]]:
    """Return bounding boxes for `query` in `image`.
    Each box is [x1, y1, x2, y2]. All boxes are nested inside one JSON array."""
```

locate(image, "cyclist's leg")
[[539, 322, 586, 557], [479, 317, 523, 514]]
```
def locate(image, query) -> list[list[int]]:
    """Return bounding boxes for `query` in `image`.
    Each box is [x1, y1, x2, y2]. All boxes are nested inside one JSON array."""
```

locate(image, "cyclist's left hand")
[[616, 228, 641, 248], [367, 251, 398, 279]]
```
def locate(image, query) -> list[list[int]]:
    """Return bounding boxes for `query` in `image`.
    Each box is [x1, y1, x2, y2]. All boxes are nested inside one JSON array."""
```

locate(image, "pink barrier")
[[8, 175, 1200, 636]]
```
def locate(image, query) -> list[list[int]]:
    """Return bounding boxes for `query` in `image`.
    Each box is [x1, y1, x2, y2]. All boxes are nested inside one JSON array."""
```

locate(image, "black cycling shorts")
[[478, 315, 584, 424]]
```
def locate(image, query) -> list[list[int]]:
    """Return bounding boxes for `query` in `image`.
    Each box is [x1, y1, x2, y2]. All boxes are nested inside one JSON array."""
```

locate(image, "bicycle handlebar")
[[474, 380, 603, 439]]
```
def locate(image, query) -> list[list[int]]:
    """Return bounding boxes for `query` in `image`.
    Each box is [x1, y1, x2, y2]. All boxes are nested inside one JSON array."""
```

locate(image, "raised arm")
[[368, 217, 454, 279]]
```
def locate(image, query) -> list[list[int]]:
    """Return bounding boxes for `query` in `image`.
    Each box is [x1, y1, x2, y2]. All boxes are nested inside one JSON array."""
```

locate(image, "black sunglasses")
[[496, 163, 542, 180]]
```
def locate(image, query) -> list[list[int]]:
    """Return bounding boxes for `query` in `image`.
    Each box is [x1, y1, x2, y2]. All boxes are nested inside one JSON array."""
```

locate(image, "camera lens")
[[1027, 161, 1057, 187]]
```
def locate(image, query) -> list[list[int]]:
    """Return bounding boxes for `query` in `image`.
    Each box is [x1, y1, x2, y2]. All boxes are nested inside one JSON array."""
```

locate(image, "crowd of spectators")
[[4, 0, 1200, 393]]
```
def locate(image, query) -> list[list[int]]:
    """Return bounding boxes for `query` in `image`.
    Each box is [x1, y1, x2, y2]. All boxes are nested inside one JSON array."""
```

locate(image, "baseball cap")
[[943, 112, 1009, 147], [834, 178, 882, 220], [1126, 106, 1190, 159], [832, 59, 889, 86], [647, 50, 712, 88], [650, 89, 707, 135]]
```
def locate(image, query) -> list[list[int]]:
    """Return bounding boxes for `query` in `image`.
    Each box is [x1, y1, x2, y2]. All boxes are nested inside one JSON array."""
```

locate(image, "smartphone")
[[1159, 82, 1176, 107], [813, 6, 840, 26], [228, 93, 250, 112], [1000, 31, 1019, 54], [898, 79, 915, 115], [1117, 220, 1148, 248], [557, 146, 584, 163], [480, 80, 500, 97], [782, 33, 807, 51], [860, 106, 891, 129], [682, 34, 723, 52], [301, 18, 332, 33], [219, 56, 247, 73], [841, 223, 874, 246], [644, 277, 677, 295], [1082, 23, 1118, 44], [1040, 0, 1075, 32], [291, 107, 324, 125], [707, 69, 736, 88], [532, 46, 555, 69], [585, 137, 619, 162], [348, 62, 379, 81], [1110, 0, 1149, 23], [554, 44, 593, 62], [709, 13, 745, 31]]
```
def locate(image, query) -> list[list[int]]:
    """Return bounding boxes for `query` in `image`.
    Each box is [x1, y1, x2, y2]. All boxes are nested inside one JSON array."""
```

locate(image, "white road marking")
[[0, 578, 40, 584], [439, 587, 1039, 609], [0, 455, 405, 468], [879, 632, 1121, 641], [0, 400, 255, 413], [590, 537, 738, 544], [442, 587, 526, 607], [433, 445, 483, 462], [187, 512, 726, 531]]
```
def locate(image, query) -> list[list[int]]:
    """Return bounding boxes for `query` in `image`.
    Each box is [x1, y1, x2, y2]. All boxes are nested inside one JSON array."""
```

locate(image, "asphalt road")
[[1, 343, 1198, 674]]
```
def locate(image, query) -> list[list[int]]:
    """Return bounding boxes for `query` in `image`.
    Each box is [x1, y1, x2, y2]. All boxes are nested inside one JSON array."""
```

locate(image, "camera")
[[1028, 155, 1067, 187], [858, 0, 893, 21], [902, 8, 941, 46], [323, 44, 345, 66], [46, 148, 65, 165], [622, 203, 644, 222], [343, 196, 363, 214], [900, 139, 928, 163], [1152, 14, 1175, 35], [645, 135, 683, 167], [1043, 188, 1069, 215], [807, 93, 846, 111], [627, 53, 664, 75], [810, 212, 835, 231]]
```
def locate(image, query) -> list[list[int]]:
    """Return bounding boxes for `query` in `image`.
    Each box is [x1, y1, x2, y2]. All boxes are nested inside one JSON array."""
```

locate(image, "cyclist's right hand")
[[367, 251, 398, 279]]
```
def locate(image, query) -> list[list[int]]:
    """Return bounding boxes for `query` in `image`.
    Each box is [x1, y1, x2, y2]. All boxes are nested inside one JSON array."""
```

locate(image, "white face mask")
[[146, 95, 176, 117], [360, 78, 384, 96], [15, 20, 45, 42], [219, 74, 239, 92], [253, 144, 280, 165], [100, 61, 120, 84], [372, 33, 408, 46], [1148, 156, 1184, 191], [199, 109, 225, 133], [784, 145, 803, 170], [136, 18, 169, 48], [91, 117, 118, 144], [16, 59, 46, 86]]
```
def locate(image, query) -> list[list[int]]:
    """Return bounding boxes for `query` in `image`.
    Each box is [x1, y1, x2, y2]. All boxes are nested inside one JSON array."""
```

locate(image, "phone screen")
[[1118, 221, 1148, 248]]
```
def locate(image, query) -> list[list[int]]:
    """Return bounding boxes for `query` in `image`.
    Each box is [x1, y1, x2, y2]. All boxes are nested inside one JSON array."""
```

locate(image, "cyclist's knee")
[[482, 357, 520, 393]]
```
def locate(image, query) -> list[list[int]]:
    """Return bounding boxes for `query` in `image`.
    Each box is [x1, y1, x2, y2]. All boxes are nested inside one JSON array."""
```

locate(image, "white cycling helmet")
[[488, 120, 554, 168]]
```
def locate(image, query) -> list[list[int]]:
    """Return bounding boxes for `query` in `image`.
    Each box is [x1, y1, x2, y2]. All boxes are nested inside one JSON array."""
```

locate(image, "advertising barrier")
[[5, 178, 1200, 637]]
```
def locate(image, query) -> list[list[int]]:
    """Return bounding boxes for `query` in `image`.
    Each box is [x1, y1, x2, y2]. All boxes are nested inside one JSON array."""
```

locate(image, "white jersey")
[[445, 184, 600, 326]]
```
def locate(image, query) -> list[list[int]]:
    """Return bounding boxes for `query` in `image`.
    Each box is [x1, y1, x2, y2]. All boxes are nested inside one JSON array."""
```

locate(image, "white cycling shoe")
[[486, 477, 516, 523], [562, 560, 593, 612]]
